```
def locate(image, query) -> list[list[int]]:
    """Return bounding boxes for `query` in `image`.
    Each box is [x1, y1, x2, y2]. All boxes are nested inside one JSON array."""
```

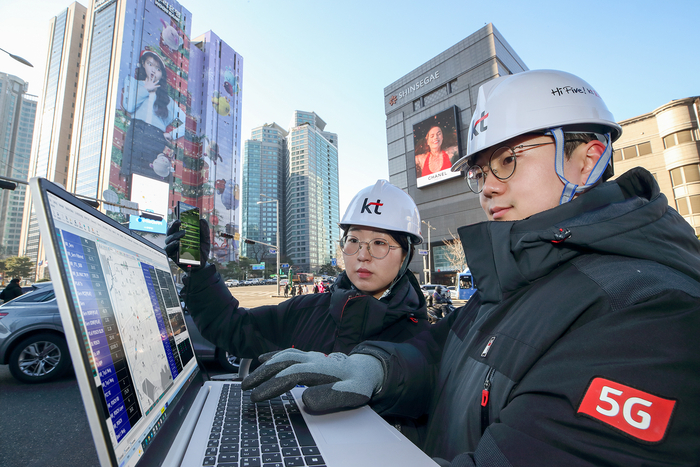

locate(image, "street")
[[0, 284, 289, 467]]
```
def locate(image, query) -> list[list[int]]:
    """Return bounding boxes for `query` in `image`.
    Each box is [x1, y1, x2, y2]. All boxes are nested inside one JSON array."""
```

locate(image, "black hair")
[[136, 52, 170, 121]]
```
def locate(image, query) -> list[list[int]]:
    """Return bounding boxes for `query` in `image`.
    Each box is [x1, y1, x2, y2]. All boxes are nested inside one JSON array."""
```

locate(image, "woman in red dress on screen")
[[415, 125, 452, 177]]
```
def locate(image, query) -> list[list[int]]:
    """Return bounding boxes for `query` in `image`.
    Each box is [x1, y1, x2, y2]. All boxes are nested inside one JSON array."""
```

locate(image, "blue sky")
[[1, 0, 698, 214]]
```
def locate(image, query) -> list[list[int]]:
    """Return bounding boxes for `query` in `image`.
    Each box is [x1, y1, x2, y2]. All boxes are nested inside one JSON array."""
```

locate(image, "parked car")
[[225, 279, 239, 287], [0, 282, 241, 383]]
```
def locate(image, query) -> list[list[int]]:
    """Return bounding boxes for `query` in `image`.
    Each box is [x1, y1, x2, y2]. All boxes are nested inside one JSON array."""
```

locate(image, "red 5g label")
[[578, 377, 676, 443]]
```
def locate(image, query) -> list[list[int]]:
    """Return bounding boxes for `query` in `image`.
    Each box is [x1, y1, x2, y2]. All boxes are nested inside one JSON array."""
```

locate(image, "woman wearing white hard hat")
[[165, 179, 430, 372]]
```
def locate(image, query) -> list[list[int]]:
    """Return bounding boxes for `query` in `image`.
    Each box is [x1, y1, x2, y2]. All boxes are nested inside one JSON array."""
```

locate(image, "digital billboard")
[[129, 174, 169, 234], [105, 0, 243, 262], [413, 106, 462, 188]]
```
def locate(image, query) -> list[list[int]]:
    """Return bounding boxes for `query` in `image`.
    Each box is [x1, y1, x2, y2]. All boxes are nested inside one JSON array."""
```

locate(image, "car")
[[0, 282, 241, 384], [225, 279, 239, 287]]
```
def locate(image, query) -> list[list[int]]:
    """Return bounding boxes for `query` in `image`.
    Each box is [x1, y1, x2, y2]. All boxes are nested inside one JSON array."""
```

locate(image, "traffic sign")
[[252, 264, 265, 270], [281, 263, 289, 268], [418, 249, 429, 256], [331, 258, 337, 266], [269, 248, 277, 254]]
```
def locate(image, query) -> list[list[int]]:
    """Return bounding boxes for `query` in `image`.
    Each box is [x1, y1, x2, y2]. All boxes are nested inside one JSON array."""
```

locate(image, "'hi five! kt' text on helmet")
[[340, 180, 423, 244], [452, 70, 622, 204]]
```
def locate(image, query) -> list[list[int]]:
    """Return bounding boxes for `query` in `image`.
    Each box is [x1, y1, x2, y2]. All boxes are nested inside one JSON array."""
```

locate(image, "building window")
[[664, 129, 695, 149], [671, 164, 700, 186], [637, 142, 652, 156]]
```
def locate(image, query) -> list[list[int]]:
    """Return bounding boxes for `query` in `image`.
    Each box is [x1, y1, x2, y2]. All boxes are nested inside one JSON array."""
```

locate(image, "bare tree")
[[442, 230, 467, 272]]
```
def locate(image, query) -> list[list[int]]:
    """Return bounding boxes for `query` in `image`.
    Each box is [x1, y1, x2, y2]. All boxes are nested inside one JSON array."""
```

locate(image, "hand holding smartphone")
[[175, 201, 201, 266]]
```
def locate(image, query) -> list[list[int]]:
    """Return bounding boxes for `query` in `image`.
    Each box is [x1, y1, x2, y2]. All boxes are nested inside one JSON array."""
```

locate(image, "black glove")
[[241, 349, 384, 413], [164, 218, 210, 272]]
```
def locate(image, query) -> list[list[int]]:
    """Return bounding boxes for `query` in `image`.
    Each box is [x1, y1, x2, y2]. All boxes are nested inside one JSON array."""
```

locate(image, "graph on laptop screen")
[[47, 191, 199, 467]]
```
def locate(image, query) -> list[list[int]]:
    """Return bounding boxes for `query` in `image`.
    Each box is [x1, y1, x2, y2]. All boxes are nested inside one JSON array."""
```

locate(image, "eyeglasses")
[[340, 235, 402, 259], [465, 141, 555, 193]]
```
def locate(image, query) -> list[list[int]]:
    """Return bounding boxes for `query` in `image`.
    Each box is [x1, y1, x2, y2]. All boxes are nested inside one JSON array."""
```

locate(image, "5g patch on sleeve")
[[577, 377, 676, 443]]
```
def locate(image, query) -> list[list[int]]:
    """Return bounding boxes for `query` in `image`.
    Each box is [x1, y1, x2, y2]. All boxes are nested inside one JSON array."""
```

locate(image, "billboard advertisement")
[[413, 106, 462, 188], [105, 0, 242, 261], [129, 174, 169, 234]]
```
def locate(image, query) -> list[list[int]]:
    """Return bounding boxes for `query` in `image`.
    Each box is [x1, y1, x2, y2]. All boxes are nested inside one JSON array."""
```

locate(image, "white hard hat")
[[452, 70, 622, 204], [340, 180, 423, 244]]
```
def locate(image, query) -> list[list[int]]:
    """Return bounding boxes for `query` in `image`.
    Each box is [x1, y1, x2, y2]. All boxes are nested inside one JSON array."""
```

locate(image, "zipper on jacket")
[[480, 367, 496, 434]]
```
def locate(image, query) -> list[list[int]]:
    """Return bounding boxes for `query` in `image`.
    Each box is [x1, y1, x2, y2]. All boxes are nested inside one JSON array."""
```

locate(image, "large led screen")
[[413, 106, 462, 188], [129, 174, 169, 234]]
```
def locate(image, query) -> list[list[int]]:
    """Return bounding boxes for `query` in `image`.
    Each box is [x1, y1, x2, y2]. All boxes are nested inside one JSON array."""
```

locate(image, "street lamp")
[[0, 47, 33, 67], [422, 220, 436, 284], [257, 194, 280, 296]]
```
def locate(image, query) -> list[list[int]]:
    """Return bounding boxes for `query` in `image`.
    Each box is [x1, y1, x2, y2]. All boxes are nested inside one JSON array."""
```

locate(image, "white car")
[[225, 279, 239, 287]]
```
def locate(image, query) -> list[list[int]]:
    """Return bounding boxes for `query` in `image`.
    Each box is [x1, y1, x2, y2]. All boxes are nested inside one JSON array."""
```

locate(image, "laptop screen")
[[41, 187, 200, 467]]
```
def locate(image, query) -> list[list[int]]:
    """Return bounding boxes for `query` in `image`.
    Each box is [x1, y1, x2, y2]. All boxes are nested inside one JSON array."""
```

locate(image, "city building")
[[285, 111, 339, 273], [241, 122, 287, 259], [383, 23, 527, 284], [611, 97, 700, 234], [20, 0, 243, 279], [241, 112, 340, 274], [18, 2, 87, 278], [0, 73, 38, 259]]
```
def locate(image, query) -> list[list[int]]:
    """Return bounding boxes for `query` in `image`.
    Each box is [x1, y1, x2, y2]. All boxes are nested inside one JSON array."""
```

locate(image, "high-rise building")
[[285, 111, 339, 272], [0, 73, 38, 259], [611, 97, 700, 234], [21, 0, 243, 279], [241, 122, 287, 259], [383, 23, 527, 284], [19, 2, 87, 278]]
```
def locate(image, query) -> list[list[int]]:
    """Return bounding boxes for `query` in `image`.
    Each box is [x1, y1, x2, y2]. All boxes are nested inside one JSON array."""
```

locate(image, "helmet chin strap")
[[379, 234, 413, 300], [546, 128, 613, 204]]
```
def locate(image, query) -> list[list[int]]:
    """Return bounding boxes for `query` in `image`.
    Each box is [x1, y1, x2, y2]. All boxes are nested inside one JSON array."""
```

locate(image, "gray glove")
[[241, 349, 384, 413], [164, 218, 210, 272]]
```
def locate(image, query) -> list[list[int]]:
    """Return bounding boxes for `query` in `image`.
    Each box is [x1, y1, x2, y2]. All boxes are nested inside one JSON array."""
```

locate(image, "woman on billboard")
[[415, 124, 453, 177], [120, 49, 183, 181]]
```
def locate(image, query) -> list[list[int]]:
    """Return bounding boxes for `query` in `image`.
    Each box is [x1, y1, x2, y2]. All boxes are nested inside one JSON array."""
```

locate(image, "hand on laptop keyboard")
[[241, 349, 384, 413]]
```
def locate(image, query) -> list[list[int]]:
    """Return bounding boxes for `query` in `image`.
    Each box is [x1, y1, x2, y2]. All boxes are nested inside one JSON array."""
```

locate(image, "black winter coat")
[[356, 168, 700, 466], [183, 267, 430, 359]]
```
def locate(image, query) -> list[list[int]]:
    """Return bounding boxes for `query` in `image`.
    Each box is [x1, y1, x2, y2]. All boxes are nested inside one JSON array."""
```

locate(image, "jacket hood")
[[459, 167, 700, 303]]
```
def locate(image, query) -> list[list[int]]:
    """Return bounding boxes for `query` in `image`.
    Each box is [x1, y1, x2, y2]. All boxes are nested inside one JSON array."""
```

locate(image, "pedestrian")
[[242, 70, 700, 466], [313, 283, 319, 294], [290, 283, 296, 297], [0, 278, 23, 303], [284, 283, 290, 298], [164, 180, 430, 391]]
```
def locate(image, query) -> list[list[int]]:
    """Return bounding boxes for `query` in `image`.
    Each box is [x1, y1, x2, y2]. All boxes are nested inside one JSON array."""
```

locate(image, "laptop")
[[30, 177, 438, 467]]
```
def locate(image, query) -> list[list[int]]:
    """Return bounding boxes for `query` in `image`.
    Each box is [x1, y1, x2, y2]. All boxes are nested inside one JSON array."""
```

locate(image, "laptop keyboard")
[[204, 385, 326, 467]]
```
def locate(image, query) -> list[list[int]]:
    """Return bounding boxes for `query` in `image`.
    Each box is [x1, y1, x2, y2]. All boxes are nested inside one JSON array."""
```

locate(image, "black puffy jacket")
[[357, 168, 700, 466], [183, 267, 430, 358]]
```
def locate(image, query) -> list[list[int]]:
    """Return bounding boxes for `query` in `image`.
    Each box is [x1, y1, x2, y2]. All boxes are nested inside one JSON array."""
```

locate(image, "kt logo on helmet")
[[471, 111, 489, 139], [361, 198, 383, 215]]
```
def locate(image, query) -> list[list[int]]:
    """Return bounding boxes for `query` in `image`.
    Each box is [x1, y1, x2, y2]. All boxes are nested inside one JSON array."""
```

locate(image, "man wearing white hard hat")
[[241, 70, 700, 466]]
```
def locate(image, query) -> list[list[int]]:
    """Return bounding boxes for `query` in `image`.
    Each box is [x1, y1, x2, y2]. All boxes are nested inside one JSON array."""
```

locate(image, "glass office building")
[[0, 74, 37, 259], [19, 2, 87, 279], [242, 123, 287, 259], [285, 111, 339, 273]]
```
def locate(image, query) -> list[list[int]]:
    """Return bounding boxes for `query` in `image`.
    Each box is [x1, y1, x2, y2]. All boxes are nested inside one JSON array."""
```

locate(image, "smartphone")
[[175, 201, 201, 266]]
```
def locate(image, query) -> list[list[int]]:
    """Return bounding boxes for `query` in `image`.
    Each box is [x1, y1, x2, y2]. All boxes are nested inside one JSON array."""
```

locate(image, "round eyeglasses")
[[465, 141, 555, 193], [340, 236, 402, 259]]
